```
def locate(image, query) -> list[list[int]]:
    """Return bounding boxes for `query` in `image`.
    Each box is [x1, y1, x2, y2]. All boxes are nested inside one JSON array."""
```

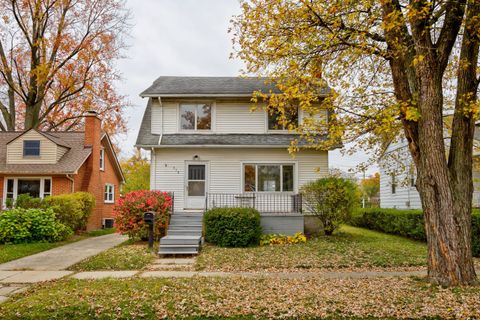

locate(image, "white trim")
[[2, 177, 53, 207], [104, 183, 115, 203]]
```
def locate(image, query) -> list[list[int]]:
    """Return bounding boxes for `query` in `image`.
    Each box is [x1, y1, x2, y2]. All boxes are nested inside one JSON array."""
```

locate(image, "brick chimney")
[[83, 111, 103, 230], [84, 110, 102, 148]]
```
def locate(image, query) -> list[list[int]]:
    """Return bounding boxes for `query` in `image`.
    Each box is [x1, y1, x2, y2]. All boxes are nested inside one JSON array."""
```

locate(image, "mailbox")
[[144, 211, 156, 249], [144, 211, 155, 225]]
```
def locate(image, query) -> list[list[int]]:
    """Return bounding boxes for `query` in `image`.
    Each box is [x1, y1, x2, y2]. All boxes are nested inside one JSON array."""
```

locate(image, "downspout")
[[66, 174, 75, 193]]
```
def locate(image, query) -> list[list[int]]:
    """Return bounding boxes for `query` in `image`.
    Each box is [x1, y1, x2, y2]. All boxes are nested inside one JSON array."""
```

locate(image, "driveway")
[[0, 233, 128, 271]]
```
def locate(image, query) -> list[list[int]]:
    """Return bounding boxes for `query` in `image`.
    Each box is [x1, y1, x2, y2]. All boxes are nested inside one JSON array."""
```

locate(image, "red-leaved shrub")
[[113, 190, 172, 240]]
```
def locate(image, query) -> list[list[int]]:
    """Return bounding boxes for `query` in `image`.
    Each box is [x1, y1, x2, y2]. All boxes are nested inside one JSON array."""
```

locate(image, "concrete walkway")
[[0, 233, 128, 271]]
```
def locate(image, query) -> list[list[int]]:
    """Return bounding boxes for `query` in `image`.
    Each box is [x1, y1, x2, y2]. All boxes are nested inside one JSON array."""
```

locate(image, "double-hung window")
[[391, 174, 397, 194], [179, 104, 211, 130], [244, 164, 294, 192], [104, 184, 115, 203]]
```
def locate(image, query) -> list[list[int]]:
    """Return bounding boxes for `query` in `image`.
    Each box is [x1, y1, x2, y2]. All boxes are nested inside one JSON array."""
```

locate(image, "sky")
[[115, 0, 377, 178]]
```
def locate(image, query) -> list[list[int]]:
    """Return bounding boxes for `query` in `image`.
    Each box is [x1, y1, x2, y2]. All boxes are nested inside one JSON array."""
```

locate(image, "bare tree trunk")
[[414, 59, 477, 286]]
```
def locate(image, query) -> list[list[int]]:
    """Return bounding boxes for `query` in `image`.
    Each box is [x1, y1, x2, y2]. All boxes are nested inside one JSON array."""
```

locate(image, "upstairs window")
[[391, 174, 397, 194], [23, 140, 40, 157], [267, 108, 298, 131], [100, 149, 105, 171], [180, 104, 211, 130]]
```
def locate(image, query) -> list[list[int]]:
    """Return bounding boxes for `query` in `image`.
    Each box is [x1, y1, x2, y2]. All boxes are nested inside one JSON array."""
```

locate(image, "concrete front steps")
[[158, 213, 203, 255]]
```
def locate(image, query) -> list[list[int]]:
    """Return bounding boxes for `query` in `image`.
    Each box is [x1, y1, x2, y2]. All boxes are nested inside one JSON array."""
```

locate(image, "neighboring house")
[[0, 111, 125, 230], [136, 76, 332, 240], [379, 128, 480, 209]]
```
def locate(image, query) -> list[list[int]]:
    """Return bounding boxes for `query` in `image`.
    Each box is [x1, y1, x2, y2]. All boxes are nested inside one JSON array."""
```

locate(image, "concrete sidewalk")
[[0, 233, 128, 271]]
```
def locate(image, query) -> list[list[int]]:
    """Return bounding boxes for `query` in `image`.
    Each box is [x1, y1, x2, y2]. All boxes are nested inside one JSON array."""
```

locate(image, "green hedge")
[[43, 192, 96, 231], [0, 208, 72, 244], [351, 208, 480, 257], [204, 208, 262, 247]]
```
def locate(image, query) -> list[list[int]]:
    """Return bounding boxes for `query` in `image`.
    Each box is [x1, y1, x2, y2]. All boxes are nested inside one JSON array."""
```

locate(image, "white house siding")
[[215, 102, 266, 133], [151, 147, 328, 211], [162, 102, 178, 134], [151, 98, 163, 135], [379, 166, 422, 209], [7, 130, 58, 164]]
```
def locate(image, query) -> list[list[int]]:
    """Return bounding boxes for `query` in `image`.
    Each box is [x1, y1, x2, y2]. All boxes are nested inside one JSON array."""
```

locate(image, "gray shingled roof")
[[141, 76, 330, 97], [135, 98, 160, 146], [0, 132, 92, 174], [160, 134, 305, 146]]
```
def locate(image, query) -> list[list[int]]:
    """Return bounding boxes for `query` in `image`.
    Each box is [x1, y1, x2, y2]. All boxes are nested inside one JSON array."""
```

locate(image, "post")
[[143, 211, 155, 249]]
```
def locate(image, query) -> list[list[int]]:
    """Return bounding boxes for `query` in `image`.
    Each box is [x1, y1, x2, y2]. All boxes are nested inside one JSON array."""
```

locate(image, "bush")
[[204, 207, 262, 247], [113, 190, 172, 240], [43, 192, 96, 231], [15, 194, 43, 209], [352, 208, 480, 257], [260, 232, 307, 246], [0, 208, 72, 244], [301, 177, 359, 235]]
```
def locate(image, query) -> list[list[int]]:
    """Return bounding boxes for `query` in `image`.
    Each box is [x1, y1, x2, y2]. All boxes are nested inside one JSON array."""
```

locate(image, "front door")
[[185, 163, 207, 209]]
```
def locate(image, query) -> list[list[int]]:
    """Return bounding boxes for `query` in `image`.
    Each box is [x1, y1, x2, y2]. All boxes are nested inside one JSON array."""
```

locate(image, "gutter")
[[66, 174, 75, 192]]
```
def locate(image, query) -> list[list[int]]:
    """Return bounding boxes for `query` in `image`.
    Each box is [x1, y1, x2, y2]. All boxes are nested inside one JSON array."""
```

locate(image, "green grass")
[[0, 277, 478, 319], [68, 241, 157, 271], [0, 229, 117, 264], [196, 225, 428, 272]]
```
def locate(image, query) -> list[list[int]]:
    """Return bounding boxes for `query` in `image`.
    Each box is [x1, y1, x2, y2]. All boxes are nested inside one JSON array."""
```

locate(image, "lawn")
[[0, 276, 479, 319], [196, 225, 428, 272], [68, 241, 157, 271], [0, 228, 117, 264]]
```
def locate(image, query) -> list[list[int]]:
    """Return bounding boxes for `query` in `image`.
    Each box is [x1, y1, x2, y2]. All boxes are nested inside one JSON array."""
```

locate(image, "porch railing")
[[205, 192, 302, 214]]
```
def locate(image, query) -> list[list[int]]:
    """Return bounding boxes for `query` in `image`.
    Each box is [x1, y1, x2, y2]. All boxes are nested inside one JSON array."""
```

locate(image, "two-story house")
[[0, 111, 125, 230], [136, 76, 332, 254]]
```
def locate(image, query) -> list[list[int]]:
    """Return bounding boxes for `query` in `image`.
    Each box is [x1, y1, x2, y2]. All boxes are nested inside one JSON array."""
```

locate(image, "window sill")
[[104, 201, 115, 204]]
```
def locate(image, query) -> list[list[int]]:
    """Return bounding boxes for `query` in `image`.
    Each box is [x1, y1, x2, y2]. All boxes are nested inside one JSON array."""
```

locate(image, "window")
[[104, 184, 115, 203], [391, 174, 397, 194], [267, 108, 298, 130], [410, 176, 416, 188], [6, 179, 14, 200], [23, 140, 40, 156], [180, 104, 211, 130], [243, 164, 294, 192], [100, 149, 105, 171], [2, 178, 52, 205]]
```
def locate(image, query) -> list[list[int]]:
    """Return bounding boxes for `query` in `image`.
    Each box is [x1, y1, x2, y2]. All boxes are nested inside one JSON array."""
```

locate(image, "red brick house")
[[0, 111, 125, 230]]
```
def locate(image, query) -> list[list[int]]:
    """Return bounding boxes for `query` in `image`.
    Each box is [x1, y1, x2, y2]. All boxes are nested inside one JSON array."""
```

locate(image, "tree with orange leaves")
[[0, 0, 129, 134]]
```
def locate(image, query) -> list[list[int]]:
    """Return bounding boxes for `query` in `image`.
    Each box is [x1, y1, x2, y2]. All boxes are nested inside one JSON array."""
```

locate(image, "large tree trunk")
[[414, 58, 477, 286]]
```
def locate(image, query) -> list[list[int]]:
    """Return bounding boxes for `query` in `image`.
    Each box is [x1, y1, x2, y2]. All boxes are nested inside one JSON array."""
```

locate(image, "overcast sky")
[[116, 0, 377, 177]]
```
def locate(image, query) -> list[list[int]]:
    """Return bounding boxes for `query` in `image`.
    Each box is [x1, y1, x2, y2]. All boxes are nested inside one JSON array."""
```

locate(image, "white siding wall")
[[151, 148, 328, 211], [7, 130, 58, 164], [215, 102, 266, 133], [154, 100, 327, 134], [162, 102, 178, 134], [151, 98, 163, 135], [379, 164, 422, 209]]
